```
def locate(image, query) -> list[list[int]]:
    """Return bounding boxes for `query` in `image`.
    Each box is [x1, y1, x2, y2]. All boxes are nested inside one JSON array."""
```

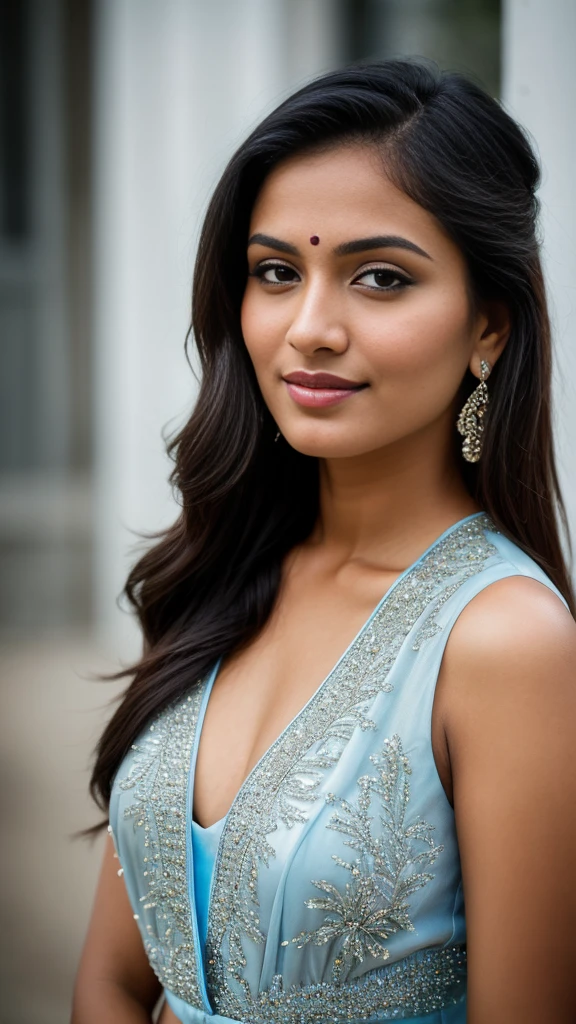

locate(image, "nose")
[[284, 280, 349, 357]]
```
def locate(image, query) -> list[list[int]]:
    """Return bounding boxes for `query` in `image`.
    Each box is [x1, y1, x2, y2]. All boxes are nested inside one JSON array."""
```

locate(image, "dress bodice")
[[109, 512, 567, 1024]]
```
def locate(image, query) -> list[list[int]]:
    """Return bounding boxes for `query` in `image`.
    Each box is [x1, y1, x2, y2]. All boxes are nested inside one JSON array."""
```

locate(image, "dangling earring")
[[457, 359, 491, 463], [274, 429, 281, 442]]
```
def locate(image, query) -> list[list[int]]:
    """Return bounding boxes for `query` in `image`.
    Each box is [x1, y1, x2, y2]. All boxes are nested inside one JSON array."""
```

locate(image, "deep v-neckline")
[[185, 510, 488, 1010], [189, 510, 486, 832]]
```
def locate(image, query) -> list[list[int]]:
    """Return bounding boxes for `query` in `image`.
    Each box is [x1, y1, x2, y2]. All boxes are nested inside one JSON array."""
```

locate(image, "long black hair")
[[89, 58, 574, 820]]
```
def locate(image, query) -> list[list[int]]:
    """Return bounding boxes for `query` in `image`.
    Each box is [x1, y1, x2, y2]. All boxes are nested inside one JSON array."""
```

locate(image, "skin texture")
[[243, 145, 491, 463], [439, 576, 576, 1021], [73, 143, 576, 1022], [72, 833, 162, 1022]]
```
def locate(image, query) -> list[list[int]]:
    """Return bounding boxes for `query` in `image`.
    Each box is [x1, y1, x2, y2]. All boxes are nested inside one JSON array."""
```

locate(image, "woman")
[[72, 60, 576, 1023]]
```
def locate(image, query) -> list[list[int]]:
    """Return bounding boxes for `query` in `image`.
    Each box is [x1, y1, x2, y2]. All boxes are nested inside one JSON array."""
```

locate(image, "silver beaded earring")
[[456, 359, 491, 463], [274, 429, 281, 442]]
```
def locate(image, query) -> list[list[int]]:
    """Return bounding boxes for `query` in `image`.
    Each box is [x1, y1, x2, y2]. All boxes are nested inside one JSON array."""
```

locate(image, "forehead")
[[249, 142, 451, 255]]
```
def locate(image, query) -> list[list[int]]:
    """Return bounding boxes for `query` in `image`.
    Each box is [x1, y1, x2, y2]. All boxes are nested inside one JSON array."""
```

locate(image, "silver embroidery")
[[225, 944, 467, 1023], [411, 525, 498, 650], [290, 735, 443, 982], [113, 514, 497, 1015], [115, 685, 206, 1005], [207, 514, 497, 1014]]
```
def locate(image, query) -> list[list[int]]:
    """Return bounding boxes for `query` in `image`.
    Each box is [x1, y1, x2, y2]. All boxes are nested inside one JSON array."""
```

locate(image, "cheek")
[[240, 286, 285, 369], [240, 288, 291, 422], [360, 286, 471, 399], [239, 290, 261, 365]]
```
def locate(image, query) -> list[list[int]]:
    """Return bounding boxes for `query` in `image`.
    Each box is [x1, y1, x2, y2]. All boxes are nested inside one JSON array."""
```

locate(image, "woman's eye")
[[253, 263, 299, 285], [354, 268, 410, 291]]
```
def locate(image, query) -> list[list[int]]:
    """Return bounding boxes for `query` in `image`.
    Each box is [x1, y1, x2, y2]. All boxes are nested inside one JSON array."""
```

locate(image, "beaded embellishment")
[[115, 686, 206, 1006], [213, 944, 467, 1022], [289, 735, 444, 982], [206, 515, 497, 1015], [114, 513, 498, 1019]]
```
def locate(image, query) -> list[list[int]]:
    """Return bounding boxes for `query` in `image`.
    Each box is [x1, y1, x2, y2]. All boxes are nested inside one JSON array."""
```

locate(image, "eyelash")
[[249, 260, 412, 292]]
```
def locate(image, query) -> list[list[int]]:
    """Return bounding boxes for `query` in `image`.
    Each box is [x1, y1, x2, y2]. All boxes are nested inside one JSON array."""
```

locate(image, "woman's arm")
[[439, 576, 576, 1023], [71, 834, 162, 1023]]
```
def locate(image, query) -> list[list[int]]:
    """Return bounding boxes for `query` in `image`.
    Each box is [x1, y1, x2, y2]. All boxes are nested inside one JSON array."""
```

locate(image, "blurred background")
[[0, 1, 574, 1021]]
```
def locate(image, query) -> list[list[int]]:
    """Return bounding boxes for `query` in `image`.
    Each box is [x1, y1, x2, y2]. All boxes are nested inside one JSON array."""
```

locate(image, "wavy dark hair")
[[89, 58, 574, 821]]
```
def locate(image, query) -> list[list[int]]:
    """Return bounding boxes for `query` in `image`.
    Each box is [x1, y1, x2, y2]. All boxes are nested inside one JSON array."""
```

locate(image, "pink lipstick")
[[282, 371, 368, 408]]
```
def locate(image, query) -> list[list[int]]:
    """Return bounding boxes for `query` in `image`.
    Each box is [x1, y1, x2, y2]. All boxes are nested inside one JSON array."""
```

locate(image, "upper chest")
[[192, 554, 453, 827]]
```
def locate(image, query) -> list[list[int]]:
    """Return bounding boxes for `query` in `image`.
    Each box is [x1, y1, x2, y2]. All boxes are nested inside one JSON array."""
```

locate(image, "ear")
[[470, 300, 511, 378]]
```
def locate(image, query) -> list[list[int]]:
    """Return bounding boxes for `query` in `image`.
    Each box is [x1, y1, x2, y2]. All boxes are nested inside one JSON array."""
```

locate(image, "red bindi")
[[309, 235, 320, 245]]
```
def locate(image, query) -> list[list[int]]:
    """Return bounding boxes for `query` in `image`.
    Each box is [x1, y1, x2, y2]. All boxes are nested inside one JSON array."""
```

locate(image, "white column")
[[502, 0, 576, 561], [92, 0, 341, 652]]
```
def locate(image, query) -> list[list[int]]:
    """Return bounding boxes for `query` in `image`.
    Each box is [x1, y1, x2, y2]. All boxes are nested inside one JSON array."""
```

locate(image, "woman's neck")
[[311, 423, 479, 570]]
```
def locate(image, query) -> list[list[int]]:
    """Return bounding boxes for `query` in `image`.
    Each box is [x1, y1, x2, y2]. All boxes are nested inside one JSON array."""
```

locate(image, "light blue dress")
[[109, 512, 567, 1024]]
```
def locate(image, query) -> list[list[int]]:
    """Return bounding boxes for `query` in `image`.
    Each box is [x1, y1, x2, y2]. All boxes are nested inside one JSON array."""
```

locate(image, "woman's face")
[[241, 142, 496, 460]]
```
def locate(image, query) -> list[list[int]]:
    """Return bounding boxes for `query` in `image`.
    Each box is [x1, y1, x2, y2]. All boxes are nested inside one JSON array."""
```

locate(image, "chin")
[[282, 427, 377, 460]]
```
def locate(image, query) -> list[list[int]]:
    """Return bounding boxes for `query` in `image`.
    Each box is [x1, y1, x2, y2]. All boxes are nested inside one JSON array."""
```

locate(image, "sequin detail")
[[206, 515, 497, 1013], [116, 686, 206, 1004], [220, 944, 466, 1023], [114, 514, 496, 1015], [290, 735, 443, 982]]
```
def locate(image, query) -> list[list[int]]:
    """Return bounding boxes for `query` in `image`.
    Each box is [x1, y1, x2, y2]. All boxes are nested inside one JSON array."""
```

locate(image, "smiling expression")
[[241, 143, 489, 460]]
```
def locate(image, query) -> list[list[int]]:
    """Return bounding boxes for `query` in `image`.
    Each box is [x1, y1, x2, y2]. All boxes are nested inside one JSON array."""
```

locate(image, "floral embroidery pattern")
[[290, 735, 443, 982], [111, 514, 499, 1018], [207, 514, 497, 1014]]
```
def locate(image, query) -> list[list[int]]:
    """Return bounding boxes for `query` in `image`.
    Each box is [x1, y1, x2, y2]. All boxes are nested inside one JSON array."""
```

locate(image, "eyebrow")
[[334, 235, 432, 260], [247, 233, 300, 256], [247, 232, 432, 261]]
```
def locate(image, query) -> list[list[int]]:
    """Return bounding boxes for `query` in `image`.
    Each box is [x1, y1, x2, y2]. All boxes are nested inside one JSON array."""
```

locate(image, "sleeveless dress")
[[109, 512, 567, 1024]]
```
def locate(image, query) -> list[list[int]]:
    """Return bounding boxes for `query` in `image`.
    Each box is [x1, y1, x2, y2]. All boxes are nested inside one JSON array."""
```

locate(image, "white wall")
[[502, 0, 576, 563], [92, 0, 340, 651]]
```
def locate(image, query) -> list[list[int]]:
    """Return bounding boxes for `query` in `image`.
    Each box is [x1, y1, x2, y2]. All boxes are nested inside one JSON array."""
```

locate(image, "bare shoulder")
[[450, 572, 574, 651], [435, 576, 576, 1019], [439, 574, 576, 721], [431, 575, 576, 807], [432, 574, 576, 801]]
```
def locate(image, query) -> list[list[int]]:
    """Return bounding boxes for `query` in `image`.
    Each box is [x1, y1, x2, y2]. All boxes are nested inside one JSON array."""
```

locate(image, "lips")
[[282, 370, 368, 408], [282, 371, 366, 389]]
